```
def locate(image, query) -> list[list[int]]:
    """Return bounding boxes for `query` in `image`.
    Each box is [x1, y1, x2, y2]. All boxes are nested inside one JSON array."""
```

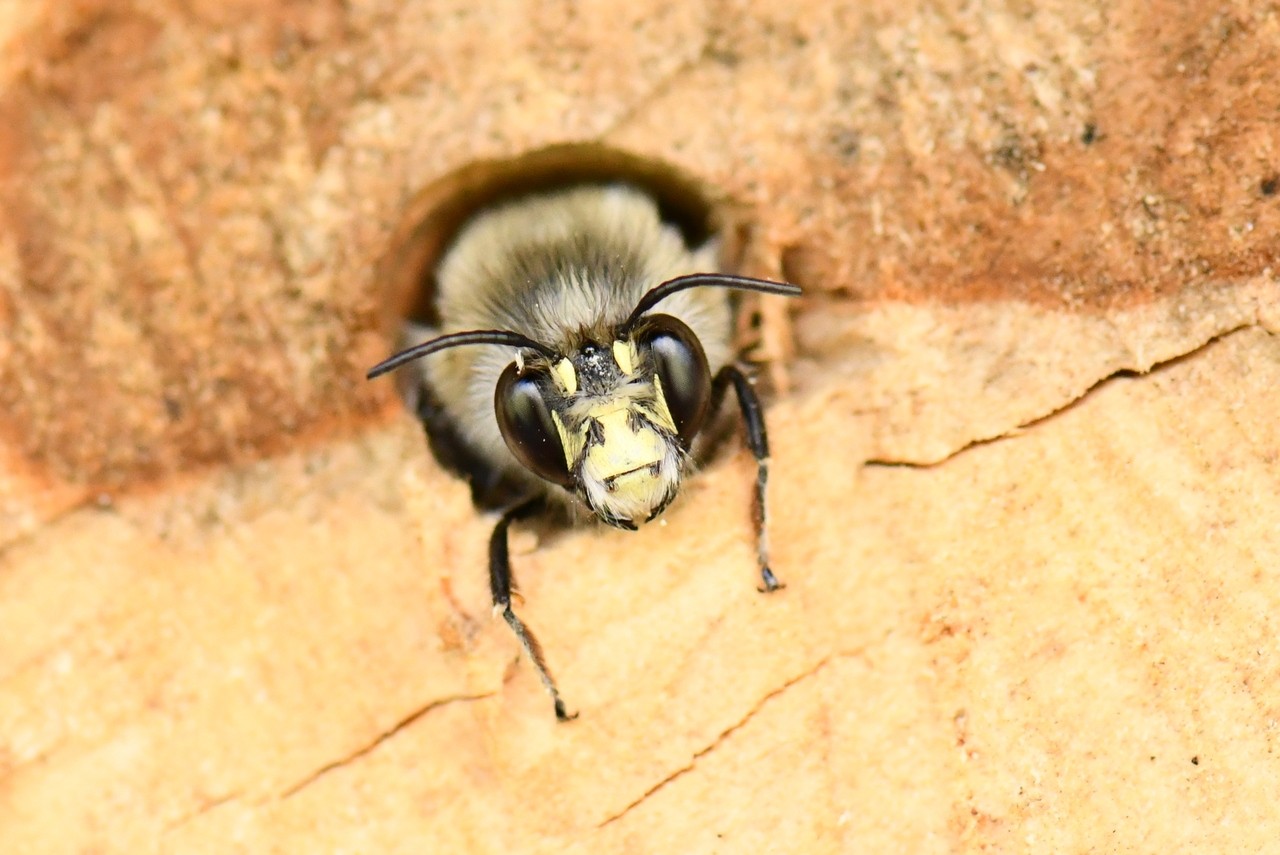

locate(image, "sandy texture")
[[4, 319, 1278, 853], [2, 1, 1279, 852]]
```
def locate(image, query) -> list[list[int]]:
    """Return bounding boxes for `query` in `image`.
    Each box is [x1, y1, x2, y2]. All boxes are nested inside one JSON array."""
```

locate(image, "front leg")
[[710, 365, 783, 592], [489, 496, 577, 721]]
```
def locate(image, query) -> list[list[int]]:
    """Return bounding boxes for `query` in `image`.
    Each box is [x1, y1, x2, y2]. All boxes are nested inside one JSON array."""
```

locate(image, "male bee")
[[368, 184, 800, 720]]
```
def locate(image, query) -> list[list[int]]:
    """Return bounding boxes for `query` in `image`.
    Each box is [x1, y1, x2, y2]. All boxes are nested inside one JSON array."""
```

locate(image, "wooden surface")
[[2, 1, 1279, 852]]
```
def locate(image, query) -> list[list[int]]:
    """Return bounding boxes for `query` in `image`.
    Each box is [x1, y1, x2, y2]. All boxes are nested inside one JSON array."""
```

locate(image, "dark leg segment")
[[711, 365, 783, 592], [488, 496, 576, 721]]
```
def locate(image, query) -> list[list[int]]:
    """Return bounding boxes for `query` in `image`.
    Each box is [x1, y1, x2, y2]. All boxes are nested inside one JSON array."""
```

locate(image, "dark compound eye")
[[636, 314, 711, 449], [495, 363, 573, 488]]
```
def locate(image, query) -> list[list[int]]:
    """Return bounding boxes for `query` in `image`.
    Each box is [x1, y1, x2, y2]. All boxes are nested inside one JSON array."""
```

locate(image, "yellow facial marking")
[[583, 407, 663, 482], [551, 358, 578, 395], [648, 374, 676, 431], [551, 410, 585, 470], [575, 399, 682, 523], [612, 339, 637, 376]]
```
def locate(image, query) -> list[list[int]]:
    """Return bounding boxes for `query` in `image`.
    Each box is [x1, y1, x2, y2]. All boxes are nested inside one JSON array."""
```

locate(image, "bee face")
[[494, 314, 712, 528]]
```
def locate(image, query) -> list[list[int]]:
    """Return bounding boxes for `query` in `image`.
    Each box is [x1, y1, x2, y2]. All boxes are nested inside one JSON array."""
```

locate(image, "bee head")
[[367, 273, 801, 526], [494, 316, 711, 528]]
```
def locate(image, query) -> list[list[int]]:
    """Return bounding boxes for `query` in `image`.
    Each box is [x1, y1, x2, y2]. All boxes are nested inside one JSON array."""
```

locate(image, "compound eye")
[[636, 314, 711, 449], [495, 363, 573, 488]]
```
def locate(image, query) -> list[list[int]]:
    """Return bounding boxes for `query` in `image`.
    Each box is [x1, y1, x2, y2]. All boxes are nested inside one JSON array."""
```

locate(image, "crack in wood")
[[864, 321, 1261, 469], [275, 691, 495, 801], [160, 791, 243, 838], [596, 653, 843, 828]]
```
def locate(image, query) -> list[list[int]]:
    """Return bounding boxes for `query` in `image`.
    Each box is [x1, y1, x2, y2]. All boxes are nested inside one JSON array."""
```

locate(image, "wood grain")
[[2, 1, 1278, 852]]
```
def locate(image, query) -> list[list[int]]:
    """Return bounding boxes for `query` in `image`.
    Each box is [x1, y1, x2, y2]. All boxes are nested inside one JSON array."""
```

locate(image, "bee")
[[368, 184, 800, 720]]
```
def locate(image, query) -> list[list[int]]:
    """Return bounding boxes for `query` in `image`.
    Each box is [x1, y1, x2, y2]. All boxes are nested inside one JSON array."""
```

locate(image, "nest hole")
[[378, 143, 745, 332], [374, 144, 781, 509]]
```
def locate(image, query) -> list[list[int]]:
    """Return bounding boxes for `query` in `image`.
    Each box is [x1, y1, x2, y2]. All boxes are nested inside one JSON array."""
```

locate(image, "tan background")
[[2, 0, 1278, 851]]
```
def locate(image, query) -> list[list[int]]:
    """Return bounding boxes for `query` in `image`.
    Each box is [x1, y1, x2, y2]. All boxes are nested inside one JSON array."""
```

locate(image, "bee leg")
[[488, 497, 578, 721], [711, 365, 783, 593]]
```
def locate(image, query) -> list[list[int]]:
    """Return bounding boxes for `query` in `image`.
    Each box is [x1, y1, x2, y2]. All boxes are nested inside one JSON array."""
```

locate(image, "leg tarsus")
[[498, 602, 578, 721], [489, 497, 577, 721], [712, 365, 784, 592], [758, 565, 785, 594]]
